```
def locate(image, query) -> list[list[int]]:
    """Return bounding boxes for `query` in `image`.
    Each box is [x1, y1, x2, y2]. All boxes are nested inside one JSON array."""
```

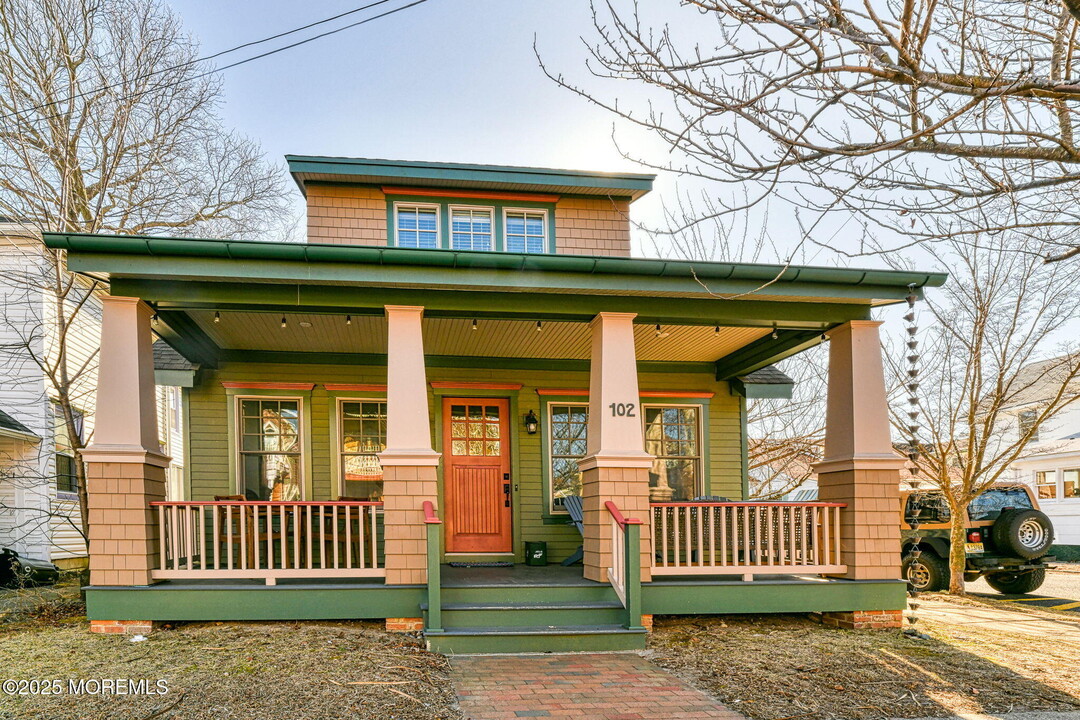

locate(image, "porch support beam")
[[580, 312, 653, 583], [813, 320, 905, 581], [84, 296, 169, 587], [714, 329, 823, 380], [379, 305, 440, 586]]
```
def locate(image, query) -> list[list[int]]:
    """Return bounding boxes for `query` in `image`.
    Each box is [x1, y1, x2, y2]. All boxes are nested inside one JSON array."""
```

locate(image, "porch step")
[[424, 624, 647, 654], [440, 583, 618, 606], [422, 600, 626, 628]]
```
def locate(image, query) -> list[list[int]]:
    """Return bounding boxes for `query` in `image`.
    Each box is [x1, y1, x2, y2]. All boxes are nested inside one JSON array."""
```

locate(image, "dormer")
[[287, 156, 654, 257]]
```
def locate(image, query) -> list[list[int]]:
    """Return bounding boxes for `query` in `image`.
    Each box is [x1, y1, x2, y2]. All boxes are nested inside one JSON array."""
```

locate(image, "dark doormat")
[[447, 561, 514, 568]]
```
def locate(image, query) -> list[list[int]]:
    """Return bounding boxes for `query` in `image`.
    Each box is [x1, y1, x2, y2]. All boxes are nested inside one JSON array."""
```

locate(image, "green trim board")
[[46, 233, 946, 305], [154, 369, 196, 387], [641, 579, 907, 615], [386, 193, 556, 253], [714, 330, 824, 380], [286, 155, 655, 199], [729, 377, 794, 398]]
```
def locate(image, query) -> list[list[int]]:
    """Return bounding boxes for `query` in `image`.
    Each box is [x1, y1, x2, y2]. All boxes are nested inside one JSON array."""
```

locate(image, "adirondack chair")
[[560, 495, 585, 566]]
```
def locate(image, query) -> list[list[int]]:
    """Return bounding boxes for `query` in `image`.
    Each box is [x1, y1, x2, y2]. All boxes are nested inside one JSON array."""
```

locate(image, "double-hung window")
[[238, 398, 303, 501], [450, 206, 493, 251], [548, 404, 589, 513], [1018, 410, 1039, 442], [1034, 470, 1056, 500], [643, 405, 702, 501], [395, 204, 439, 249], [339, 400, 387, 500], [53, 403, 83, 496], [1064, 468, 1079, 499], [505, 210, 547, 253]]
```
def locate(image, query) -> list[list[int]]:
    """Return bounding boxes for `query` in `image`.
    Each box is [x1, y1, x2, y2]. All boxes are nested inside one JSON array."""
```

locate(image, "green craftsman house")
[[48, 156, 946, 652]]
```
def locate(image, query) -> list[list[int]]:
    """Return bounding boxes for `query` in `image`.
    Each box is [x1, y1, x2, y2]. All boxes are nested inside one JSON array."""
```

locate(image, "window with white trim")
[[450, 206, 493, 251], [548, 403, 588, 513], [339, 400, 387, 500], [53, 402, 83, 496], [505, 210, 547, 254], [1064, 468, 1079, 499], [643, 405, 702, 502], [1018, 409, 1039, 442], [395, 204, 439, 249], [1034, 470, 1056, 500], [238, 398, 303, 501]]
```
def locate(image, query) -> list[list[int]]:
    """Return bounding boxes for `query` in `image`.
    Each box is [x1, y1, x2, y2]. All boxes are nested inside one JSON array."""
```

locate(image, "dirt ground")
[[0, 608, 460, 720], [648, 597, 1080, 720]]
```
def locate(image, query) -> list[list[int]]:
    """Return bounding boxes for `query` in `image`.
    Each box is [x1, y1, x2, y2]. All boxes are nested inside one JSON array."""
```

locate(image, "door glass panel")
[[486, 441, 500, 456], [452, 440, 467, 456], [485, 406, 499, 421], [468, 440, 484, 456], [451, 405, 466, 420]]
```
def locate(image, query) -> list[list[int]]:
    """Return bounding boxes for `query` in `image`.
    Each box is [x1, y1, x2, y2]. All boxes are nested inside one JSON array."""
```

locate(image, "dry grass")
[[0, 618, 461, 720], [647, 607, 1080, 720]]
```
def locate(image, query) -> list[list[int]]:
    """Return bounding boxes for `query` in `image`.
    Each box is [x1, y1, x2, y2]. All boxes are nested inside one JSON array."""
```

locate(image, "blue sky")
[[169, 0, 677, 254]]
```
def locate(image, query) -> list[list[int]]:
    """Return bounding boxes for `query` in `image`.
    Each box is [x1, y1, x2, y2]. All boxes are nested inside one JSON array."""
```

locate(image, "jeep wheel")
[[992, 509, 1054, 560], [903, 552, 948, 592], [985, 568, 1046, 594]]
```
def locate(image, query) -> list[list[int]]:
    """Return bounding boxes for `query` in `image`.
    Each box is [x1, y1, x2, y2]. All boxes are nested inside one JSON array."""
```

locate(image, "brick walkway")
[[449, 653, 745, 720]]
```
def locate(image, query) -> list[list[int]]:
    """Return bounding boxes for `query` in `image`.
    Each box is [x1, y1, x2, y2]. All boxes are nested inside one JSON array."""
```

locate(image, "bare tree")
[[886, 239, 1080, 594], [0, 0, 290, 553], [543, 0, 1080, 263]]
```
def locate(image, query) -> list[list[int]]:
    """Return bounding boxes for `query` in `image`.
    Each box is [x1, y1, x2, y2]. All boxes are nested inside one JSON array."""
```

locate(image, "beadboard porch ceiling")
[[187, 311, 771, 362]]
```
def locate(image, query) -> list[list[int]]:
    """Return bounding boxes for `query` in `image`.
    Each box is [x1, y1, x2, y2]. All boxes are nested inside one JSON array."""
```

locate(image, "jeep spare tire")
[[985, 568, 1046, 594], [991, 509, 1053, 559]]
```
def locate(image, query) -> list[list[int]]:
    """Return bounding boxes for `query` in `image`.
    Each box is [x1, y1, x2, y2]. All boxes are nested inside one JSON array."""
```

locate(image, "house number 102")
[[609, 402, 636, 417]]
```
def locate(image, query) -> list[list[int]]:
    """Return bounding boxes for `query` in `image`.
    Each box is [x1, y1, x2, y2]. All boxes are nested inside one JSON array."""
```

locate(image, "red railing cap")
[[604, 500, 643, 526], [650, 501, 847, 508], [422, 500, 442, 524]]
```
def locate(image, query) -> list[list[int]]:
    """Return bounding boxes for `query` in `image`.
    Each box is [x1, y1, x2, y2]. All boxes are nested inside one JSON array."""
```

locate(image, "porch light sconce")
[[524, 410, 539, 435]]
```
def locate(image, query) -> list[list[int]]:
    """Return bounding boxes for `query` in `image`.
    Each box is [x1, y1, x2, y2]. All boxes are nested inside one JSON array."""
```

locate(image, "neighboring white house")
[[1005, 357, 1080, 551], [0, 224, 187, 568]]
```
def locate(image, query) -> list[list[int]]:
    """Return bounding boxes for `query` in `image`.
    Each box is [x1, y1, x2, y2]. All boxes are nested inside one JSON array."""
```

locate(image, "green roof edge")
[[42, 232, 948, 294]]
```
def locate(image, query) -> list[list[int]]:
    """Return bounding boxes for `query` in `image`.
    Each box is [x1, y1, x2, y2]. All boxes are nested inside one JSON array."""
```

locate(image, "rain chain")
[[900, 284, 929, 639]]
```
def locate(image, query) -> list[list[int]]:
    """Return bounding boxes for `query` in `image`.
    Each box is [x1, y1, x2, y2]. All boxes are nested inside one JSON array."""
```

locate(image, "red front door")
[[443, 398, 512, 553]]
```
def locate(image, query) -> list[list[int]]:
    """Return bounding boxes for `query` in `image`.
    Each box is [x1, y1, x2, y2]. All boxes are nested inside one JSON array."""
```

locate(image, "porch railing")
[[651, 502, 846, 579], [150, 501, 384, 584], [604, 501, 645, 631]]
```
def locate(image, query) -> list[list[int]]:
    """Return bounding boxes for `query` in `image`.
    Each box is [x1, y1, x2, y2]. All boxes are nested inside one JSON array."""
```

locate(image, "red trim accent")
[[221, 382, 314, 391], [325, 384, 387, 393], [382, 186, 560, 203], [650, 502, 848, 508], [604, 500, 643, 526], [535, 389, 715, 398], [430, 382, 524, 390], [149, 501, 383, 507], [423, 500, 442, 525]]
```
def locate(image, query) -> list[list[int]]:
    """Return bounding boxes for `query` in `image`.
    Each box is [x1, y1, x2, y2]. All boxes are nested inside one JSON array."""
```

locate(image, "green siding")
[[185, 362, 743, 562]]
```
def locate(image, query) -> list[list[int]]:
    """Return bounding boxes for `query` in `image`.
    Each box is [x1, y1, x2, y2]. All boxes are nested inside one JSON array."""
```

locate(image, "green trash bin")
[[525, 541, 547, 566]]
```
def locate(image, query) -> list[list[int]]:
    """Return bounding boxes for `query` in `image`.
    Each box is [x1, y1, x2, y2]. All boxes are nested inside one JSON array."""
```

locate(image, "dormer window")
[[395, 204, 439, 249], [505, 210, 546, 254], [450, 206, 493, 251]]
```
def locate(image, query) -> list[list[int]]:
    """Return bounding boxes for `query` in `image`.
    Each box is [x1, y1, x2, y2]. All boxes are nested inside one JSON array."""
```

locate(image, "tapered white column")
[[378, 305, 440, 586], [580, 312, 653, 583]]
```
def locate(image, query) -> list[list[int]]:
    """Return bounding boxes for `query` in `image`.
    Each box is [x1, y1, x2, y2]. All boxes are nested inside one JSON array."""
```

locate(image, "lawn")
[[648, 597, 1080, 720]]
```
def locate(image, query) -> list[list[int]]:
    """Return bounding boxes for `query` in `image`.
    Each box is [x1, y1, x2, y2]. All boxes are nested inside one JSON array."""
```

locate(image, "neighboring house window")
[[548, 403, 588, 513], [169, 387, 182, 428], [644, 405, 702, 502], [1018, 409, 1039, 442], [505, 210, 547, 254], [450, 206, 493, 251], [1034, 470, 1056, 500], [238, 398, 303, 501], [395, 204, 439, 249], [53, 403, 83, 496], [339, 400, 386, 500], [1063, 468, 1079, 499]]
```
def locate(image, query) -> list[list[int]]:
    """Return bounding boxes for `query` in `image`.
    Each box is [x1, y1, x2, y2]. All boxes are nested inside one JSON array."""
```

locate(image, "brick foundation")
[[386, 618, 424, 632], [814, 610, 903, 630], [640, 614, 654, 631], [90, 620, 154, 635]]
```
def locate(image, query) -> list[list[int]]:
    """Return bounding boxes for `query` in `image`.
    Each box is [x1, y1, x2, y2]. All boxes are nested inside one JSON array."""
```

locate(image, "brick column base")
[[90, 620, 154, 635], [812, 610, 903, 630], [382, 464, 438, 585], [640, 614, 654, 632], [386, 618, 424, 632], [581, 465, 652, 584]]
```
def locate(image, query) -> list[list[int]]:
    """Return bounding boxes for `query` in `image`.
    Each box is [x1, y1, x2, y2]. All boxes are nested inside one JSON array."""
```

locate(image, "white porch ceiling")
[[188, 311, 771, 362]]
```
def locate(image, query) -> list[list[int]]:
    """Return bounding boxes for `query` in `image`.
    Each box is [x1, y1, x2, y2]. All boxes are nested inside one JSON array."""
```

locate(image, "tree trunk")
[[948, 510, 968, 594]]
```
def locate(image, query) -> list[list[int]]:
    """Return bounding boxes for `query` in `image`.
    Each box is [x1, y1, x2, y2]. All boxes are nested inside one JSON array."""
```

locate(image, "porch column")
[[84, 296, 169, 587], [378, 305, 440, 585], [580, 312, 653, 583], [814, 320, 905, 581]]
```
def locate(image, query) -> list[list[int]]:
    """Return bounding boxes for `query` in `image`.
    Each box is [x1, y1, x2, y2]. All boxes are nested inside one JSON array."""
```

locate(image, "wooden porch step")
[[440, 583, 618, 605], [421, 600, 625, 628], [424, 624, 647, 654]]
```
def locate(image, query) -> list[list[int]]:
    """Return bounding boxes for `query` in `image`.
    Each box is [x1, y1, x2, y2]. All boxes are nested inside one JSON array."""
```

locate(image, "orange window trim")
[[382, 186, 560, 203], [221, 382, 315, 391], [324, 383, 388, 392], [535, 388, 714, 398], [430, 381, 524, 390]]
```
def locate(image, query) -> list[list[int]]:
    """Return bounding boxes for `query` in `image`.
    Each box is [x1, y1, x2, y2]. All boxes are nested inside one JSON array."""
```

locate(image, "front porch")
[[45, 232, 945, 650]]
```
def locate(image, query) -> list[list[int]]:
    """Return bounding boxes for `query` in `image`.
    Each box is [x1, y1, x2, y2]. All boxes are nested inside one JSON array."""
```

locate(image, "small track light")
[[213, 311, 221, 323], [280, 315, 287, 329], [771, 328, 779, 340], [151, 314, 158, 325], [536, 321, 543, 332], [471, 319, 478, 331], [346, 314, 352, 326], [714, 325, 720, 335]]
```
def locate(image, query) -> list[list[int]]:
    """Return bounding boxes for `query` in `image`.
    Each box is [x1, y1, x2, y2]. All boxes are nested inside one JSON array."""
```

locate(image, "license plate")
[[965, 542, 984, 554]]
